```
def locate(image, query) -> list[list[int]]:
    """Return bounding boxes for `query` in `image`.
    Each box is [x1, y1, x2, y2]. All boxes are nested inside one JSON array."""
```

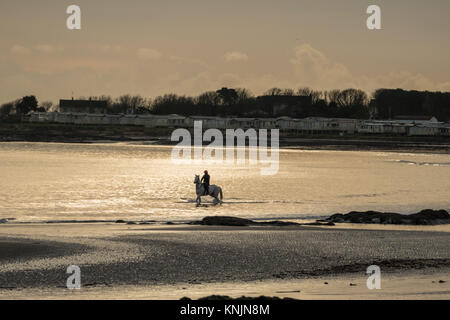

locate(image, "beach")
[[0, 222, 449, 299], [0, 141, 449, 300]]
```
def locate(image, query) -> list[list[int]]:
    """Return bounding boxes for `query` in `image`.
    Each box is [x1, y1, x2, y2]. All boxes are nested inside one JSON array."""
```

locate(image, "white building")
[[134, 115, 154, 127], [357, 122, 385, 134], [408, 125, 439, 136], [27, 111, 448, 137], [275, 117, 293, 130], [144, 114, 185, 128], [227, 118, 255, 129], [54, 113, 73, 124], [85, 114, 105, 125], [186, 116, 228, 129]]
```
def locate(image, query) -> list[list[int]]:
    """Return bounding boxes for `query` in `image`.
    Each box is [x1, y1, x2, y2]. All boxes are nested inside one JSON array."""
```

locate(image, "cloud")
[[10, 45, 30, 55], [437, 82, 450, 91], [290, 44, 450, 93], [137, 48, 163, 60], [290, 44, 353, 89], [3, 41, 449, 104], [224, 51, 249, 62]]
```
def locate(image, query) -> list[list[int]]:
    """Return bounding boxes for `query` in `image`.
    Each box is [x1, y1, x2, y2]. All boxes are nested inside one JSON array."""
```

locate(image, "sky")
[[1, 0, 450, 104]]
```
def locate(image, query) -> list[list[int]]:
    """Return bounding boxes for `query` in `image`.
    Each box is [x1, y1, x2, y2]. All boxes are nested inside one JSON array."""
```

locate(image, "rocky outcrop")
[[190, 216, 301, 227], [194, 216, 255, 226], [324, 209, 450, 225]]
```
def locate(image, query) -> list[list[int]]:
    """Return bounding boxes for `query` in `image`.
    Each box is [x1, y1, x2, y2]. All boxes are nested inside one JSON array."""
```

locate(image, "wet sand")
[[0, 223, 449, 299], [2, 270, 449, 300]]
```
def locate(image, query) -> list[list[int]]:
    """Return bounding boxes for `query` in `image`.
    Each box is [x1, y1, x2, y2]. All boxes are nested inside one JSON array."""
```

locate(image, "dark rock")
[[166, 221, 175, 225], [413, 209, 450, 220], [126, 221, 137, 225], [201, 216, 254, 226], [328, 213, 344, 223], [258, 221, 300, 226], [303, 221, 335, 226], [192, 216, 301, 227], [324, 209, 449, 225], [180, 297, 192, 301], [115, 220, 126, 223], [439, 280, 446, 283]]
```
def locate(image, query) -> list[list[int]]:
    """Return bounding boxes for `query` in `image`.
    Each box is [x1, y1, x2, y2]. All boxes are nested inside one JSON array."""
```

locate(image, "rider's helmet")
[[204, 170, 208, 174]]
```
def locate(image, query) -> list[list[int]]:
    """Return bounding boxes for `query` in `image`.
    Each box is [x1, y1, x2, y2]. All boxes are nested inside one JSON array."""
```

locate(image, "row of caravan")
[[28, 112, 450, 136]]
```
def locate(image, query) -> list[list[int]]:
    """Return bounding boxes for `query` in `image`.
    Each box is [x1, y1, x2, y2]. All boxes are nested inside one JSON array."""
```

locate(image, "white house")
[[408, 125, 439, 136], [186, 116, 227, 129], [29, 112, 58, 123], [144, 114, 185, 128], [54, 113, 73, 124], [275, 117, 293, 130], [134, 115, 154, 127], [100, 114, 121, 125], [29, 112, 45, 123], [120, 115, 138, 126], [72, 113, 88, 125], [438, 124, 450, 136], [357, 122, 385, 134]]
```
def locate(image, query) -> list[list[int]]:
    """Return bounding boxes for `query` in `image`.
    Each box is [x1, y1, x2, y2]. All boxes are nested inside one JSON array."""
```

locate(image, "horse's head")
[[194, 175, 200, 184]]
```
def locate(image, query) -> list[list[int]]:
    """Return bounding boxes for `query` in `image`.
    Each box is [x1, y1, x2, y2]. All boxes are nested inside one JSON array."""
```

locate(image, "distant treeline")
[[1, 87, 450, 121]]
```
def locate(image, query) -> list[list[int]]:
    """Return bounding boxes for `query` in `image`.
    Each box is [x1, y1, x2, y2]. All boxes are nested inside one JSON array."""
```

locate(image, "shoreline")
[[2, 138, 450, 154], [0, 222, 448, 299], [1, 123, 450, 153]]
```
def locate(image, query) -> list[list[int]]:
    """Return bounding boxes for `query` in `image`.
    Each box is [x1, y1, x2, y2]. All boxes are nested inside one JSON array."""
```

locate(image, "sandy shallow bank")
[[1, 270, 448, 300], [0, 223, 449, 299]]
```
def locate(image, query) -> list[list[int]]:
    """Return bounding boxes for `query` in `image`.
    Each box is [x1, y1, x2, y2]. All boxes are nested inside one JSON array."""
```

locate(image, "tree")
[[40, 101, 54, 112], [264, 88, 295, 96], [16, 95, 38, 115], [116, 94, 147, 114], [0, 102, 13, 119], [297, 87, 323, 104], [197, 91, 220, 116], [235, 88, 254, 103], [264, 88, 283, 96], [151, 94, 195, 115], [282, 88, 295, 96], [372, 89, 450, 121], [324, 89, 369, 118], [216, 87, 238, 106]]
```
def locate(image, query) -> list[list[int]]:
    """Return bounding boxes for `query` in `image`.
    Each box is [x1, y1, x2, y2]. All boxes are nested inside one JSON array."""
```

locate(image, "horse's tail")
[[219, 188, 223, 201]]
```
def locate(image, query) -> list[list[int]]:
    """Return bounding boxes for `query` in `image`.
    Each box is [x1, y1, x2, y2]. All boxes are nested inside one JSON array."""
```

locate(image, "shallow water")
[[0, 142, 449, 223]]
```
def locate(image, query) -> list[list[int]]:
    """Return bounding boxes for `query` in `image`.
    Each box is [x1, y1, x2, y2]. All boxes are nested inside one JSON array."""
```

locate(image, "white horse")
[[194, 175, 223, 206]]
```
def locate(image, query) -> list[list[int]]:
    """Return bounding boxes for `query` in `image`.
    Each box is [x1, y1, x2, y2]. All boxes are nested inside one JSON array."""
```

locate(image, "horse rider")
[[201, 170, 210, 196]]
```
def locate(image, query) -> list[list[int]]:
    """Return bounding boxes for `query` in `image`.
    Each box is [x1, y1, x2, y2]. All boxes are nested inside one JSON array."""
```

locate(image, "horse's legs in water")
[[212, 192, 221, 205], [196, 195, 201, 207], [213, 190, 222, 205]]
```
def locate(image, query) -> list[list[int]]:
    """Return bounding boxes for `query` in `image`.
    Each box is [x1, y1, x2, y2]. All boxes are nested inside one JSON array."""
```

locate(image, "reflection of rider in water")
[[201, 170, 210, 195]]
